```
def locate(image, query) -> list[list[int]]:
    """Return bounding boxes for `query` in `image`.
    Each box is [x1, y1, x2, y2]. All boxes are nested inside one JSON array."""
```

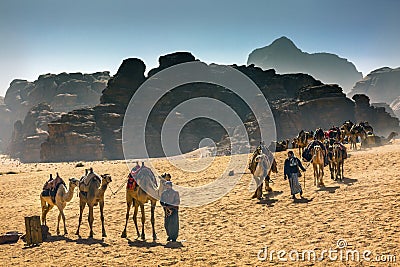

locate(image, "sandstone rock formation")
[[348, 67, 400, 118], [9, 52, 400, 162], [0, 72, 110, 155], [391, 96, 400, 118], [0, 97, 11, 152], [352, 94, 399, 136], [40, 108, 104, 162], [247, 36, 363, 93], [8, 103, 62, 162]]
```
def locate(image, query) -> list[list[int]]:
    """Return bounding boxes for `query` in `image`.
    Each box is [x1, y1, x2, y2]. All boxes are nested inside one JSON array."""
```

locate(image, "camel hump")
[[135, 166, 158, 190], [80, 171, 100, 192]]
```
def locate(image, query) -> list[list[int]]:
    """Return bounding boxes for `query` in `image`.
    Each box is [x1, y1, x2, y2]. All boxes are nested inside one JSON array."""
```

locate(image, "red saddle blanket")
[[127, 166, 140, 190]]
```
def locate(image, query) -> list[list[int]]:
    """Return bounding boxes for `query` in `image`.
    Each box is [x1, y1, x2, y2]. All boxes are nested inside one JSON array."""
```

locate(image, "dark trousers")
[[164, 208, 179, 241]]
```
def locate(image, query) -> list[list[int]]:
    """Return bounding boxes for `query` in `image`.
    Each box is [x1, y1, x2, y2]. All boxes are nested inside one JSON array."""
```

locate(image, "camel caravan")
[[248, 120, 398, 199], [38, 120, 397, 238]]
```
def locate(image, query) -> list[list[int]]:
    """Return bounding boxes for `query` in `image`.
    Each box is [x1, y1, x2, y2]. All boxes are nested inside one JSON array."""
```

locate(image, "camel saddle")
[[42, 174, 65, 203], [79, 169, 101, 192], [127, 165, 141, 190]]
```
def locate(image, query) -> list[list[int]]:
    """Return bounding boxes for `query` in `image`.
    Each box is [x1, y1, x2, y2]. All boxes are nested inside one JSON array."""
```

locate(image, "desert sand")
[[0, 142, 399, 266]]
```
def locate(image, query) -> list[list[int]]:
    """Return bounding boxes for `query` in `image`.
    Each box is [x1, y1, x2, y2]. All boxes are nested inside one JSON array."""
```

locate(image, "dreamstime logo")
[[122, 61, 276, 207], [257, 239, 396, 263]]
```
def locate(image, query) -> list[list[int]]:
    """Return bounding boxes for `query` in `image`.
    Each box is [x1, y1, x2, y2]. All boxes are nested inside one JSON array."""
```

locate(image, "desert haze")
[[0, 142, 399, 266]]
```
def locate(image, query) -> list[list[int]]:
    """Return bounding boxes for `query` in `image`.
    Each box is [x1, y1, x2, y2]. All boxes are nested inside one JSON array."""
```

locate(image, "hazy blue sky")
[[1, 0, 399, 96]]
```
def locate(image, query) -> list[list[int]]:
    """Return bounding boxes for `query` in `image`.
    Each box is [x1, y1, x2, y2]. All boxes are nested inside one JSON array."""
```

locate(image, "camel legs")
[[314, 164, 324, 187], [56, 203, 67, 235], [341, 161, 344, 180], [76, 199, 86, 236], [151, 201, 157, 241], [313, 164, 318, 186], [251, 177, 263, 199], [133, 202, 140, 238], [264, 175, 272, 192], [99, 200, 106, 237], [88, 205, 95, 238], [121, 196, 133, 238], [329, 162, 335, 180], [319, 164, 324, 186], [41, 198, 53, 226], [140, 204, 146, 240]]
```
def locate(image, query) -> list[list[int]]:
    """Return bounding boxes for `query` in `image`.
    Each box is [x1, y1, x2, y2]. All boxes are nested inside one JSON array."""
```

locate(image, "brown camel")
[[331, 143, 346, 181], [340, 120, 354, 143], [121, 164, 169, 240], [311, 145, 325, 187], [361, 132, 398, 148], [75, 170, 112, 238], [40, 175, 80, 235], [295, 130, 313, 156], [349, 124, 366, 150], [251, 154, 278, 199]]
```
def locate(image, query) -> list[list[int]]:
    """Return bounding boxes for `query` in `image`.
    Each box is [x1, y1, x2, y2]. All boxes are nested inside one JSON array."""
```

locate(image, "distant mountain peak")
[[247, 37, 362, 93], [270, 36, 298, 49]]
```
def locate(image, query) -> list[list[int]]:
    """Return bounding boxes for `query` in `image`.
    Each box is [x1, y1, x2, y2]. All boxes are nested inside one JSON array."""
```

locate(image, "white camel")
[[40, 175, 80, 235]]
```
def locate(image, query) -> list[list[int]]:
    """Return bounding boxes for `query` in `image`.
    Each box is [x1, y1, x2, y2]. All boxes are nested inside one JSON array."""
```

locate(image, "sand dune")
[[0, 142, 399, 266]]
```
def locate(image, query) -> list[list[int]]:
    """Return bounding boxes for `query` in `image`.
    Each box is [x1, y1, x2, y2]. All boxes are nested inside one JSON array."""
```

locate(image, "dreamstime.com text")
[[257, 239, 396, 263]]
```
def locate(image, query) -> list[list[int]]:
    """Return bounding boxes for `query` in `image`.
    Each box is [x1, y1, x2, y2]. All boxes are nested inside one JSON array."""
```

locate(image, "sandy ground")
[[0, 141, 399, 266]]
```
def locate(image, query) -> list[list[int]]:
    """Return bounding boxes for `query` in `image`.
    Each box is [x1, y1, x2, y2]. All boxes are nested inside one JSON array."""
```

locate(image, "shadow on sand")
[[316, 186, 340, 193], [340, 177, 358, 186], [164, 241, 183, 249], [257, 191, 283, 206], [127, 238, 164, 248], [74, 237, 109, 247], [293, 196, 314, 204], [42, 233, 109, 247]]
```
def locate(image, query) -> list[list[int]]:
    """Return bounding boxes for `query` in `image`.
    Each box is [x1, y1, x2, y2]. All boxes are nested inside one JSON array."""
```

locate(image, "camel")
[[359, 121, 373, 133], [340, 120, 354, 142], [349, 124, 366, 150], [75, 169, 112, 238], [40, 174, 80, 235], [330, 143, 346, 181], [361, 132, 398, 148], [121, 164, 169, 240], [251, 154, 278, 199], [269, 140, 289, 152], [311, 145, 325, 187], [295, 130, 313, 156], [314, 128, 325, 141]]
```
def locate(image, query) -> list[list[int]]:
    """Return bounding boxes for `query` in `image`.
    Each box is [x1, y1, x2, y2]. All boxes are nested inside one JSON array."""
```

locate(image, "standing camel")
[[40, 175, 80, 235], [75, 170, 112, 238], [331, 143, 346, 181], [251, 154, 278, 199], [311, 145, 325, 187], [121, 164, 169, 241], [296, 130, 313, 156], [349, 124, 366, 150]]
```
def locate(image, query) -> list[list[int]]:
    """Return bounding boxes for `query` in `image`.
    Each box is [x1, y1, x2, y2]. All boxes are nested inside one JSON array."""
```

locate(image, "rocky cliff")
[[352, 94, 399, 136], [391, 97, 400, 118], [39, 52, 400, 161], [247, 36, 363, 93], [348, 67, 400, 118], [9, 103, 62, 162], [0, 71, 110, 154]]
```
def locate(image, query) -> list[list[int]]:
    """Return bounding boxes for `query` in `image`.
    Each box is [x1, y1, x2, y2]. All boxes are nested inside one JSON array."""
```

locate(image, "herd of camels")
[[39, 120, 397, 240]]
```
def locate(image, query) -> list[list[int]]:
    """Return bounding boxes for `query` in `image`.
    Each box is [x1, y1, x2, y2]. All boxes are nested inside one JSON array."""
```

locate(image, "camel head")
[[69, 177, 80, 187], [388, 132, 398, 140], [161, 173, 171, 181], [255, 154, 265, 163], [101, 174, 112, 184]]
